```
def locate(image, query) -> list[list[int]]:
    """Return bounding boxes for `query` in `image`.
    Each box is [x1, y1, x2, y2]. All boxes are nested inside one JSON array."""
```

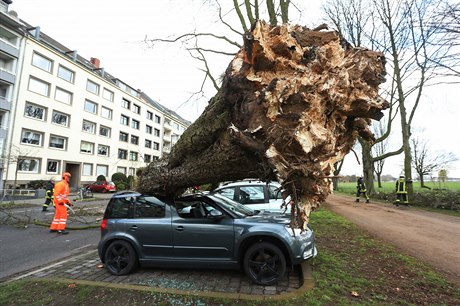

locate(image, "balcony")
[[0, 68, 15, 84], [163, 145, 171, 154], [0, 96, 10, 111], [163, 121, 172, 131], [0, 39, 19, 58]]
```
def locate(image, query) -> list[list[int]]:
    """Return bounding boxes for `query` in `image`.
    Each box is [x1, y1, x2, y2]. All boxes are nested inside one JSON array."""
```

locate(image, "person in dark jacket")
[[42, 180, 55, 211], [356, 177, 369, 203], [394, 175, 409, 206]]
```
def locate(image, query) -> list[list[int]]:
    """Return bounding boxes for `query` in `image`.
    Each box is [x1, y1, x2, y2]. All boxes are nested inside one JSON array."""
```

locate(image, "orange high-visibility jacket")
[[53, 180, 70, 205]]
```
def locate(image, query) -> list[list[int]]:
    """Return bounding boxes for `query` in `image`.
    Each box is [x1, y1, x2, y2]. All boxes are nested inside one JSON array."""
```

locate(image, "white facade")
[[0, 5, 189, 190]]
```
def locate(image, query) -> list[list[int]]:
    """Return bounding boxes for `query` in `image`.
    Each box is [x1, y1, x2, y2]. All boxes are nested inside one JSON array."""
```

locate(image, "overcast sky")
[[9, 0, 460, 178]]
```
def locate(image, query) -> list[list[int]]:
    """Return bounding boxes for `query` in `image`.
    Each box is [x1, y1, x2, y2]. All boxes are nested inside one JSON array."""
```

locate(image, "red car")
[[86, 181, 117, 193]]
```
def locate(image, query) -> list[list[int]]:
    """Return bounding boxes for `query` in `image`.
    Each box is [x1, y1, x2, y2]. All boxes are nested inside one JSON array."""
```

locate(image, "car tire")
[[104, 240, 138, 275], [243, 242, 286, 286]]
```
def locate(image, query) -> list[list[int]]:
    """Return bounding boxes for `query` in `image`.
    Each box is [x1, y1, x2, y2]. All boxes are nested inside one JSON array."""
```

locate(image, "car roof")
[[217, 180, 281, 188]]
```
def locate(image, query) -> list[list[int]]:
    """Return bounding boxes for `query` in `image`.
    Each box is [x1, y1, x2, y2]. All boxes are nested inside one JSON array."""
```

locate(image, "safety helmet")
[[62, 172, 72, 179]]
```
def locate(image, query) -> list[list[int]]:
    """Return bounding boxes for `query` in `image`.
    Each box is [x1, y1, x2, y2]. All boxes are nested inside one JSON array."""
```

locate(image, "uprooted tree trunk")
[[138, 20, 388, 229]]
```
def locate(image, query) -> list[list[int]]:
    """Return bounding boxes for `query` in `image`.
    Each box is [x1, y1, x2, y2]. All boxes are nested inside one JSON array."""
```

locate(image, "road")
[[325, 193, 460, 286], [0, 195, 110, 281]]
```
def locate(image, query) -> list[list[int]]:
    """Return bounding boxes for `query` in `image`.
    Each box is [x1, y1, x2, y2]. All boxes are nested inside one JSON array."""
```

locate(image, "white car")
[[213, 180, 291, 213]]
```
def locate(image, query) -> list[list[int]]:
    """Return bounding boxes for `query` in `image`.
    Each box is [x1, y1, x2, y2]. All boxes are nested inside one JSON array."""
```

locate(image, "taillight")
[[100, 219, 107, 231]]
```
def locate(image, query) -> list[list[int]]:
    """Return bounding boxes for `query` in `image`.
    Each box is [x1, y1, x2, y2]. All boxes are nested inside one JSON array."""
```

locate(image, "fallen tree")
[[138, 20, 388, 229]]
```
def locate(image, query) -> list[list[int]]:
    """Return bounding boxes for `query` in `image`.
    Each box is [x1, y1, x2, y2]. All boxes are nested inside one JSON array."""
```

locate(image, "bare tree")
[[322, 0, 458, 198], [411, 138, 457, 188]]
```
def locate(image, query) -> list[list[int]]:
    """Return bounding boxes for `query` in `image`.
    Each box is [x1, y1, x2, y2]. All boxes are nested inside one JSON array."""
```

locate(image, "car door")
[[172, 198, 234, 261], [124, 196, 174, 258], [268, 183, 288, 212]]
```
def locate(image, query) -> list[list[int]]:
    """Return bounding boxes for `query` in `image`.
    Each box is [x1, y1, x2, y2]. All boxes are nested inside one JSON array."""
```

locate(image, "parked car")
[[85, 181, 116, 193], [214, 180, 291, 213], [98, 191, 317, 285]]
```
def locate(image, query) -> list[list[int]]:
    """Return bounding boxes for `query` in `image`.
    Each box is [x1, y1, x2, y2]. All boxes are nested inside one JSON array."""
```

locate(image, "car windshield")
[[210, 193, 255, 217]]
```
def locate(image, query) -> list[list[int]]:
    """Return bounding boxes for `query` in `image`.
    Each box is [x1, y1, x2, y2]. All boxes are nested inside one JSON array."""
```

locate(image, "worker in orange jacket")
[[49, 172, 72, 235]]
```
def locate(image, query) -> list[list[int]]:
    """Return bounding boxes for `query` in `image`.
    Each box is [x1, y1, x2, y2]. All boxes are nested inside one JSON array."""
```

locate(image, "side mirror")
[[207, 209, 224, 219]]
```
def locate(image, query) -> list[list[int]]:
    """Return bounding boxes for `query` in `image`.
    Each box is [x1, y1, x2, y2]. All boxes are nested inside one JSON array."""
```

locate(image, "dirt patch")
[[324, 193, 460, 286]]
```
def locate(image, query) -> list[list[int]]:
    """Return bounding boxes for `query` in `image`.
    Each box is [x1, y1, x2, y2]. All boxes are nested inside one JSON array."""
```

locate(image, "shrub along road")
[[324, 193, 460, 286]]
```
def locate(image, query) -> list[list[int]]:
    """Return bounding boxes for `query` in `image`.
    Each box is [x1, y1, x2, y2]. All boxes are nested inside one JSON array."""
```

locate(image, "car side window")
[[175, 200, 212, 219], [133, 196, 166, 218], [268, 185, 281, 200], [240, 186, 265, 204], [107, 197, 132, 218], [214, 187, 235, 200]]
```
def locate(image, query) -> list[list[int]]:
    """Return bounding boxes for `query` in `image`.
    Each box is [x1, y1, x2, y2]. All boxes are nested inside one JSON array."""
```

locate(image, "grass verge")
[[1, 208, 459, 305]]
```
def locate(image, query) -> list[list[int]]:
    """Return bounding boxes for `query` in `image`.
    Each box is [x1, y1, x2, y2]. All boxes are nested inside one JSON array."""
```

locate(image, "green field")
[[337, 180, 460, 195]]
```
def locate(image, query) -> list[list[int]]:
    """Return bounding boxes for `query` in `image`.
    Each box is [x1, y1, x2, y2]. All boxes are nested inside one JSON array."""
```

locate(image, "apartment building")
[[0, 1, 190, 190]]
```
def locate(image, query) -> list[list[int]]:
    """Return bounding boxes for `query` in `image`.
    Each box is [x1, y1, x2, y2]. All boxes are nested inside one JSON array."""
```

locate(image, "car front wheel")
[[243, 242, 286, 285], [104, 240, 138, 275]]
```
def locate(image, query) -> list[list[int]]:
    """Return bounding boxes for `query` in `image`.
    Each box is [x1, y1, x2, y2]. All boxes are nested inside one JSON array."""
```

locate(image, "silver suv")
[[214, 180, 291, 213], [98, 191, 316, 285]]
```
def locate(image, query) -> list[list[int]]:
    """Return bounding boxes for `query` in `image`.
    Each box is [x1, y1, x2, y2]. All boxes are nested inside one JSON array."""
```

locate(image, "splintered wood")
[[138, 20, 388, 228]]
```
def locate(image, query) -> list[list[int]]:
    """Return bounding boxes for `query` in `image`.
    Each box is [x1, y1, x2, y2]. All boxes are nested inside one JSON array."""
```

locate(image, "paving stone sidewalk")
[[13, 249, 307, 299]]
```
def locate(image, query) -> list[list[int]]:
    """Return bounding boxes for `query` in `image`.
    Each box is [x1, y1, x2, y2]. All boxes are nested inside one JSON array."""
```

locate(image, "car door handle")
[[175, 226, 184, 232], [130, 225, 138, 231]]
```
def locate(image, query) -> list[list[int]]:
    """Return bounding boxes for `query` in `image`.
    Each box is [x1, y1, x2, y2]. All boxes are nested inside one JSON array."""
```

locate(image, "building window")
[[145, 139, 152, 148], [24, 103, 46, 121], [118, 149, 127, 160], [28, 77, 50, 96], [129, 151, 138, 161], [82, 120, 96, 134], [46, 160, 60, 174], [131, 135, 139, 145], [122, 98, 130, 109], [80, 141, 94, 154], [96, 164, 108, 177], [154, 115, 161, 124], [84, 100, 97, 114], [101, 106, 112, 119], [102, 88, 114, 101], [131, 119, 140, 130], [51, 111, 70, 127], [153, 142, 160, 150], [147, 111, 153, 120], [129, 167, 135, 176], [99, 125, 111, 137], [21, 129, 43, 146], [55, 87, 73, 104], [146, 125, 152, 134], [120, 115, 129, 126], [144, 154, 151, 163], [133, 104, 140, 114], [86, 79, 100, 95], [154, 128, 160, 137], [117, 166, 127, 174], [49, 135, 67, 150], [18, 158, 40, 173], [119, 132, 128, 142], [82, 163, 93, 176], [57, 65, 74, 83], [98, 144, 109, 156], [32, 52, 52, 72]]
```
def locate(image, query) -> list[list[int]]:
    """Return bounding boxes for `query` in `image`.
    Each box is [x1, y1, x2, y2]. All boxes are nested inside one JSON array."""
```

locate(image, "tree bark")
[[138, 21, 388, 228]]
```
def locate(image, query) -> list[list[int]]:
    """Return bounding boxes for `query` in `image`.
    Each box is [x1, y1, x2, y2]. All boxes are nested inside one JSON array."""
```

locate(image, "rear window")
[[107, 196, 132, 218]]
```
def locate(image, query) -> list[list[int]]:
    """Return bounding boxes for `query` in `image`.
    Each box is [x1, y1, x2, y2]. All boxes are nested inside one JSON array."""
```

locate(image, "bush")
[[127, 175, 136, 189], [111, 172, 128, 191], [28, 180, 48, 190], [97, 175, 107, 182], [371, 190, 460, 211]]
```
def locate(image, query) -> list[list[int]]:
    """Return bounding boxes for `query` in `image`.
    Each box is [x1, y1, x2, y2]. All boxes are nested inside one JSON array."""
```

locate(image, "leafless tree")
[[143, 1, 299, 103], [322, 0, 458, 198], [411, 138, 457, 188]]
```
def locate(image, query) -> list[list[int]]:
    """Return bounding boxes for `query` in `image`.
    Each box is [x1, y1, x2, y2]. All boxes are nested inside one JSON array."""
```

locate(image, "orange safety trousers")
[[50, 203, 68, 230]]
